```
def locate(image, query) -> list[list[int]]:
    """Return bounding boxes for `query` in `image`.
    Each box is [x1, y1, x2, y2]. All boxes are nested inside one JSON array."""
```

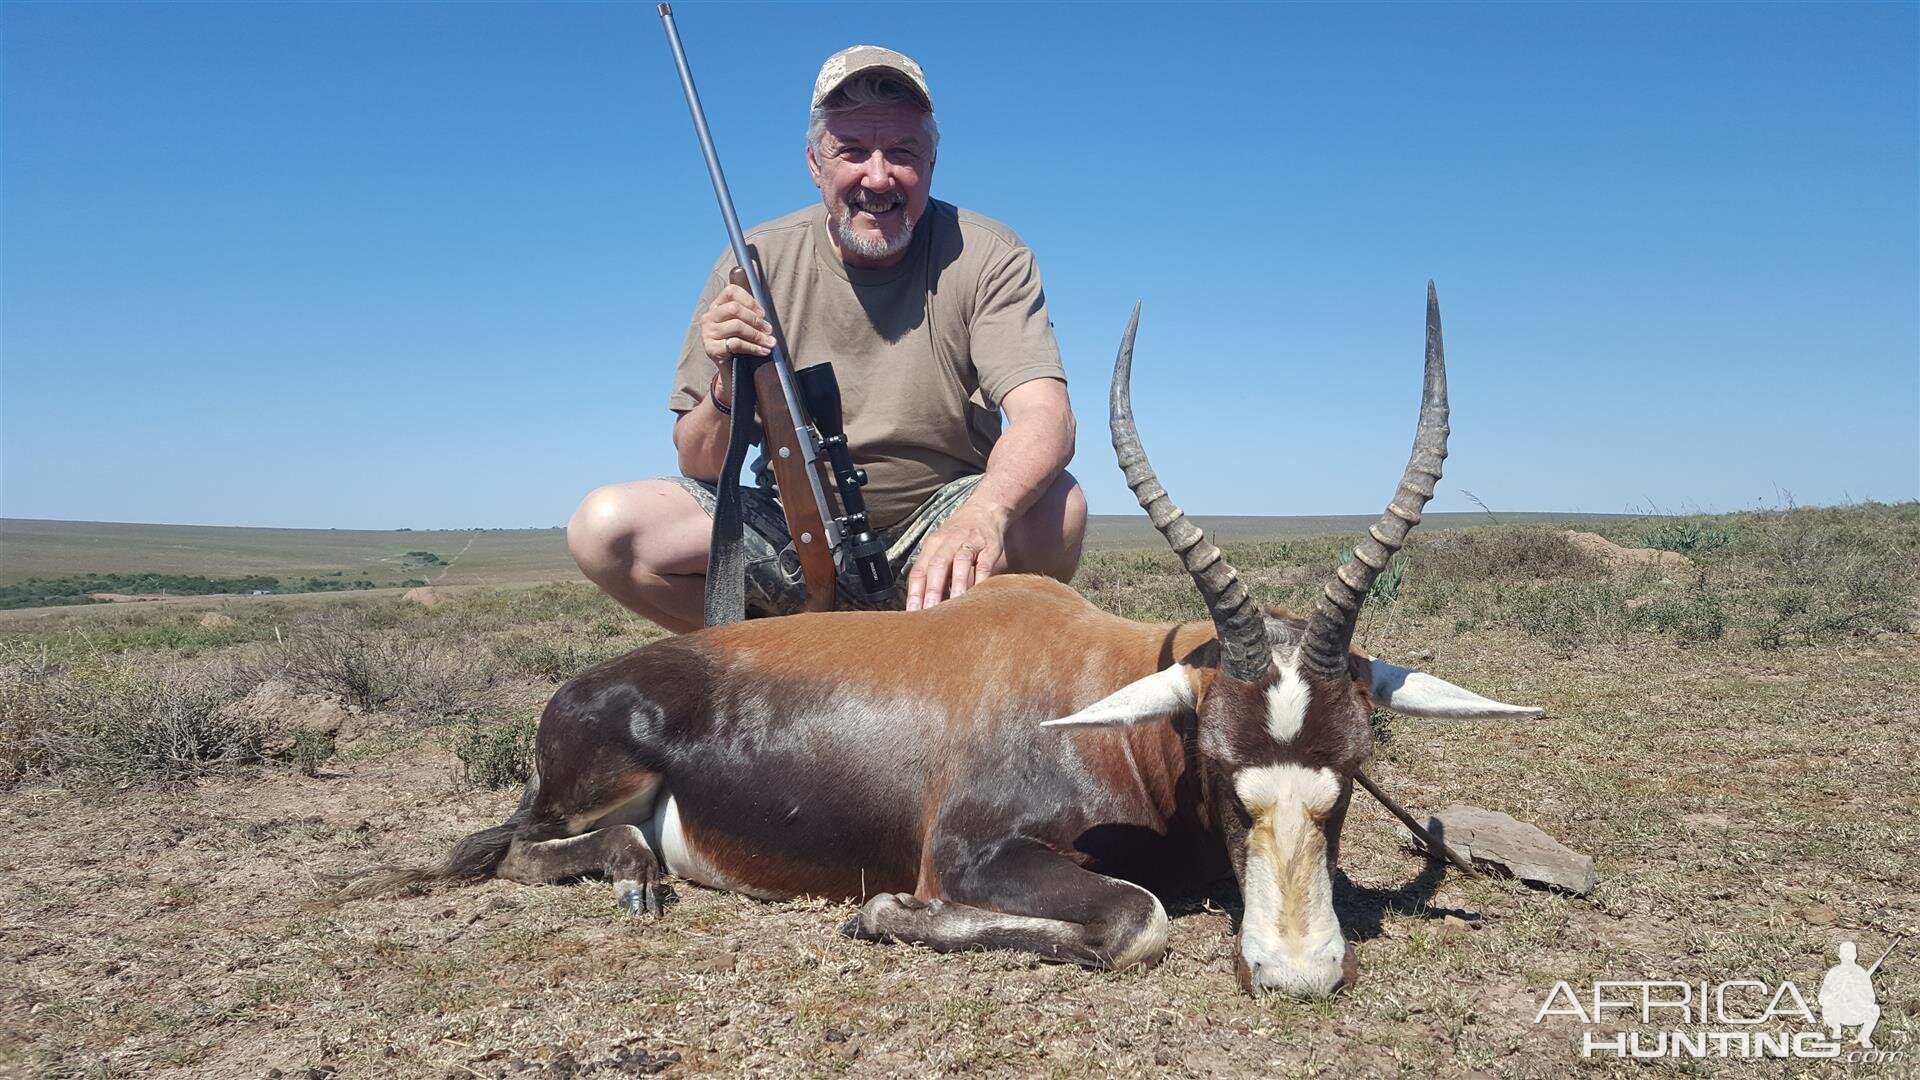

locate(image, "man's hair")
[[807, 71, 940, 156]]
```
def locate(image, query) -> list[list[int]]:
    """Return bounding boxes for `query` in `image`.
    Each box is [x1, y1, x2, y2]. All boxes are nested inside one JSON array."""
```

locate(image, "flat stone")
[[1802, 905, 1837, 926], [1403, 804, 1597, 895]]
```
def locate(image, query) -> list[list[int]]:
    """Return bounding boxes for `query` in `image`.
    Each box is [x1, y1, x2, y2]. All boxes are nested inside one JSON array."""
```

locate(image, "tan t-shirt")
[[670, 199, 1066, 531]]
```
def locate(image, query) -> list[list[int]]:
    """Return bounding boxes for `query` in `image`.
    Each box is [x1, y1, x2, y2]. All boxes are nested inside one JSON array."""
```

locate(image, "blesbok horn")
[[1301, 282, 1451, 679], [1110, 304, 1271, 682]]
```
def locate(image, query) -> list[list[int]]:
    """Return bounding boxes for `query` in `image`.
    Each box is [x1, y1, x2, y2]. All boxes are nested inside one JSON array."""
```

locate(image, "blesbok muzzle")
[[1229, 764, 1357, 997]]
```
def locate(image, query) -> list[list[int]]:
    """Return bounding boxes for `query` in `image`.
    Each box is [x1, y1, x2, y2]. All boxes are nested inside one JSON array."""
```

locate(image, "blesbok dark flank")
[[342, 284, 1545, 996]]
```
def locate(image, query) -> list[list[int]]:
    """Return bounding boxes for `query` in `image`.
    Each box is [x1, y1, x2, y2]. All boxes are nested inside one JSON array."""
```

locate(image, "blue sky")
[[2, 1, 1914, 529]]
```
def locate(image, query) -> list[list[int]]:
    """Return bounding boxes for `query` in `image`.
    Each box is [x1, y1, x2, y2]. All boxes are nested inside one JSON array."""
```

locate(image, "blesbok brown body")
[[352, 285, 1543, 996]]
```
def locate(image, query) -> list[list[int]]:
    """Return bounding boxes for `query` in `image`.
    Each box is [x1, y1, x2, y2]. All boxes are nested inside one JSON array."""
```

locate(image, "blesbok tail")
[[328, 776, 555, 903]]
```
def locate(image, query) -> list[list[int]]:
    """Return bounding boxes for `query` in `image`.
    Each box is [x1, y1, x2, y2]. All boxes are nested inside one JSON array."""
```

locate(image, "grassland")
[[0, 520, 575, 594], [0, 513, 1635, 599], [1, 503, 1915, 1078]]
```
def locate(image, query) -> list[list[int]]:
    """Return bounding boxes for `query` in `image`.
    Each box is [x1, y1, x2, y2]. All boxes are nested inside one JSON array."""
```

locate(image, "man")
[[569, 45, 1085, 632]]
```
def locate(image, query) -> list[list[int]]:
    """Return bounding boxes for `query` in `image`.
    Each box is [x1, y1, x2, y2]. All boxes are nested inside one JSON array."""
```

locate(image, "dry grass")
[[1, 504, 1916, 1077]]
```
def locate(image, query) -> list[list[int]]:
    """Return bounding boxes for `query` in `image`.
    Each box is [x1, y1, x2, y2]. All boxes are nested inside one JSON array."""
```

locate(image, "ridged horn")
[[1110, 304, 1271, 683], [1301, 281, 1451, 678]]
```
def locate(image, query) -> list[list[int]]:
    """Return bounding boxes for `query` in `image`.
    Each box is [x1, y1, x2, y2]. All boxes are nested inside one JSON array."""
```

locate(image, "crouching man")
[[568, 45, 1085, 631]]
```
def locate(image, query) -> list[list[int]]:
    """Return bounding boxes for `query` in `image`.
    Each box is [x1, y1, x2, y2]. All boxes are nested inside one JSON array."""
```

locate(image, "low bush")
[[491, 627, 633, 683], [450, 716, 537, 790], [1720, 505, 1918, 648], [1411, 527, 1601, 584], [277, 613, 494, 718], [287, 726, 337, 777], [0, 648, 267, 785]]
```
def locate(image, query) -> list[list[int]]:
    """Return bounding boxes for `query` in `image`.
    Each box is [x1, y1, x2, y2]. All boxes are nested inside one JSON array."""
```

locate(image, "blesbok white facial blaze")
[[1234, 763, 1347, 995], [1263, 656, 1311, 742]]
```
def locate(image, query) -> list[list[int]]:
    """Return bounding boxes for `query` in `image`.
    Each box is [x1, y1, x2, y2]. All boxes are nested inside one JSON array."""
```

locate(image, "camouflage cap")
[[812, 45, 932, 112]]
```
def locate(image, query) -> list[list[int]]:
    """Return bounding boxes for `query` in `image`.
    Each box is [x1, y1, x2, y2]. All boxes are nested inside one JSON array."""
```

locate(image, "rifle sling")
[[703, 354, 757, 627]]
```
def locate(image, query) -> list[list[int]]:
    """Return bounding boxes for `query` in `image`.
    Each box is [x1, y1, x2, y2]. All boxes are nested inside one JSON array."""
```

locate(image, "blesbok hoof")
[[613, 877, 661, 917], [841, 892, 929, 939]]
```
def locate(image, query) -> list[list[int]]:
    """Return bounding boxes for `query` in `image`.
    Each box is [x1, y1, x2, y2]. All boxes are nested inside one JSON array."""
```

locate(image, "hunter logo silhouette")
[[1819, 937, 1900, 1048]]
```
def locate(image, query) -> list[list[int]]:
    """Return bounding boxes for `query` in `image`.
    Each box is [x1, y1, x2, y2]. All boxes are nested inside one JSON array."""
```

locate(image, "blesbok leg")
[[842, 839, 1168, 970], [496, 827, 665, 915]]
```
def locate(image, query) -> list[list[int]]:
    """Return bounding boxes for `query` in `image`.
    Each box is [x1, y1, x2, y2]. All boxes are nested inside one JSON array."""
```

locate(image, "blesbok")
[[350, 285, 1542, 995]]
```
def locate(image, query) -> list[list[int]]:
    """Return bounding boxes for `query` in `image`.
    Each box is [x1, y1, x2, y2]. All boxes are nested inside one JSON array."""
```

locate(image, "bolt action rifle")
[[657, 3, 893, 624]]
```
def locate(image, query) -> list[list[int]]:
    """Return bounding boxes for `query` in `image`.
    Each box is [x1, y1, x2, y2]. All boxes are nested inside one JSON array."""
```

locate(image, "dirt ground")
[[4, 618, 1915, 1079]]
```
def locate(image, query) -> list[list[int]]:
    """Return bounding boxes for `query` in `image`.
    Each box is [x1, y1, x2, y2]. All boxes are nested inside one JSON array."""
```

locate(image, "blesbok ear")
[[1043, 664, 1200, 728], [1367, 658, 1546, 720]]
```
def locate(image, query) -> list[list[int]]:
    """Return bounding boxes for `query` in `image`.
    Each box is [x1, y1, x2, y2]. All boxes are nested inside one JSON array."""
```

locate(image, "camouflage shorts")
[[664, 473, 984, 617]]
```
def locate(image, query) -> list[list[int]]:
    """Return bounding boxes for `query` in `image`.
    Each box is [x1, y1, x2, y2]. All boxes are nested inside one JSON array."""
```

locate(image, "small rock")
[[1403, 805, 1598, 895], [200, 611, 235, 628], [1803, 905, 1837, 926], [1440, 914, 1478, 938], [403, 586, 443, 608]]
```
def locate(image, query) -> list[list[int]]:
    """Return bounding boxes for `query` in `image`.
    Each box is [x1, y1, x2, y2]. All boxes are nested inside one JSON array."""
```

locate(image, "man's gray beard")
[[833, 206, 916, 261]]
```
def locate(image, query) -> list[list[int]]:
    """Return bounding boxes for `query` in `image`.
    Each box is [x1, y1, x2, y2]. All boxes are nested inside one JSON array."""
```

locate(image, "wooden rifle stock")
[[749, 359, 837, 612]]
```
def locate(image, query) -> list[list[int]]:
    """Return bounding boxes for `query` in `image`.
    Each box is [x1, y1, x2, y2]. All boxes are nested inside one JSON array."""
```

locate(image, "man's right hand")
[[700, 267, 777, 365]]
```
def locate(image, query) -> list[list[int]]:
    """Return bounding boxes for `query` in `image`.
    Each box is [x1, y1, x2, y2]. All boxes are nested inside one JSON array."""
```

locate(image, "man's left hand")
[[905, 503, 1012, 611]]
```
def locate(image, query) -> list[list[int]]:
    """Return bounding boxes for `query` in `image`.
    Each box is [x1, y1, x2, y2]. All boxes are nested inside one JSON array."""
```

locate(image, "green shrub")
[[1645, 521, 1733, 554], [288, 726, 337, 777], [451, 716, 537, 790]]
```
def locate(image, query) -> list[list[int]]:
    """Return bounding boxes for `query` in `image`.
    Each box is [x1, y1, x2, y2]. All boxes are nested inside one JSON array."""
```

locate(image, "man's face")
[[807, 102, 935, 268]]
